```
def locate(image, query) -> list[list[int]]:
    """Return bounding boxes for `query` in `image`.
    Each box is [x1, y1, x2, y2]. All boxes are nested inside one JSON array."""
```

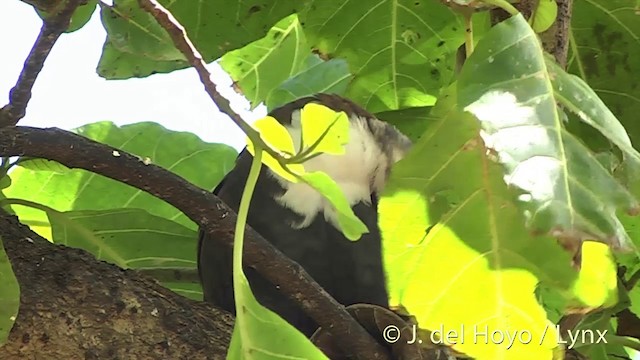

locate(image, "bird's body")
[[197, 94, 411, 335]]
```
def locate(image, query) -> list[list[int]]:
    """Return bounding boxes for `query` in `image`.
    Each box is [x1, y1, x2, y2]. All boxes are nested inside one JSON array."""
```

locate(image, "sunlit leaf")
[[48, 208, 197, 269], [246, 116, 304, 182], [301, 171, 368, 241], [300, 103, 349, 156], [458, 14, 640, 250], [4, 121, 237, 239], [227, 272, 328, 360], [571, 241, 618, 308], [380, 86, 576, 359], [531, 0, 557, 33]]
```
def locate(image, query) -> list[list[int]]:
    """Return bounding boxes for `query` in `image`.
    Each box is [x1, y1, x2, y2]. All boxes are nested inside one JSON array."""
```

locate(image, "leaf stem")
[[463, 11, 474, 56], [232, 145, 263, 337], [482, 0, 519, 16], [605, 334, 640, 352]]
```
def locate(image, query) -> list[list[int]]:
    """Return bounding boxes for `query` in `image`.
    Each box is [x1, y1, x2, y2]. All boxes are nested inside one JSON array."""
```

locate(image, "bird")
[[197, 93, 412, 336]]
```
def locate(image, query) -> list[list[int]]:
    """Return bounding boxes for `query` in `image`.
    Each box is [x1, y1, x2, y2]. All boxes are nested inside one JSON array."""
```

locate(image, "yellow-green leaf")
[[571, 241, 618, 309], [247, 116, 305, 183], [227, 272, 328, 360], [301, 172, 368, 241], [532, 0, 558, 33], [300, 103, 349, 156]]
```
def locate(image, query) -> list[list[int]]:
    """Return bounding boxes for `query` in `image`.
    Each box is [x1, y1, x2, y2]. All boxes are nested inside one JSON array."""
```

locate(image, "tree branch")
[[544, 0, 574, 68], [0, 0, 86, 127], [0, 209, 233, 359], [0, 126, 390, 360]]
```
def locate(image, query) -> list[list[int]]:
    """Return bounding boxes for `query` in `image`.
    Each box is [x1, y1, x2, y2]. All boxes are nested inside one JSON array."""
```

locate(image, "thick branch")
[[0, 126, 390, 360], [0, 0, 86, 127], [0, 209, 233, 359]]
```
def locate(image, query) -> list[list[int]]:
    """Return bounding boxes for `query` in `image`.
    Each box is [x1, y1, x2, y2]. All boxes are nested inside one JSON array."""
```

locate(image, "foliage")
[[2, 0, 640, 359]]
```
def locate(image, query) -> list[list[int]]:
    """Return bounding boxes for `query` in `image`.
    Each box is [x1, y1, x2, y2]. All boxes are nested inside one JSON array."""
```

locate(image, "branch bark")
[[0, 126, 390, 360], [0, 209, 233, 359]]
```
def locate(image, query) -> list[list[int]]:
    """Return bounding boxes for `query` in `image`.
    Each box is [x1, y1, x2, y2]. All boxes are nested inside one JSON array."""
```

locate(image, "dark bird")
[[197, 93, 412, 336]]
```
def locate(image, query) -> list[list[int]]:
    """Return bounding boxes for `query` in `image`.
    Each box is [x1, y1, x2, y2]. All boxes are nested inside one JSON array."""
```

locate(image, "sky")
[[0, 1, 266, 151]]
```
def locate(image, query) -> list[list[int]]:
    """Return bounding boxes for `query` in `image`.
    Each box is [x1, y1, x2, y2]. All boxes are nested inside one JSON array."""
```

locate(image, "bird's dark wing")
[[197, 151, 388, 336]]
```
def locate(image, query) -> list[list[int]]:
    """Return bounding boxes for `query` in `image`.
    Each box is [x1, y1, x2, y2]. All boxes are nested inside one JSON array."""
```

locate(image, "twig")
[[135, 0, 286, 163], [626, 268, 640, 290], [551, 0, 574, 68], [0, 126, 391, 360], [0, 0, 86, 127]]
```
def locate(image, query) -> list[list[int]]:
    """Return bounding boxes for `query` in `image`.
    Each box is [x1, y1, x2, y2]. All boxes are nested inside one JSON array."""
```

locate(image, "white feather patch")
[[269, 111, 391, 229]]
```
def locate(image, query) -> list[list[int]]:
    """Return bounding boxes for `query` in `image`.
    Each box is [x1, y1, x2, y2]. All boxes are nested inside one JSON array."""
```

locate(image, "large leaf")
[[380, 86, 577, 359], [376, 106, 436, 142], [97, 40, 187, 79], [35, 0, 97, 33], [221, 14, 309, 109], [265, 56, 352, 111], [568, 0, 640, 150], [299, 0, 470, 112], [0, 235, 19, 346], [227, 272, 328, 360], [49, 209, 196, 269], [47, 208, 201, 298], [4, 121, 237, 239], [98, 0, 299, 79], [458, 15, 640, 251]]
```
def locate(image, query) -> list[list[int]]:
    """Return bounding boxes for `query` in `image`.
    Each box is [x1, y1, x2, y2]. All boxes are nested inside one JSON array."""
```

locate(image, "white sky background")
[[0, 1, 266, 151]]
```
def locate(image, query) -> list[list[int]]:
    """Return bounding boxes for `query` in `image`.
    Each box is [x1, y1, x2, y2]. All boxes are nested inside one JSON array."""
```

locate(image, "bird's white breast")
[[269, 111, 390, 229]]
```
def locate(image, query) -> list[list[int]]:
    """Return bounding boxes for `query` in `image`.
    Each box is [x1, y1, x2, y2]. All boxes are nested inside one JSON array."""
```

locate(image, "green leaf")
[[35, 0, 97, 33], [380, 86, 577, 359], [48, 208, 197, 269], [458, 14, 639, 250], [17, 159, 70, 174], [220, 14, 308, 109], [376, 106, 436, 142], [547, 58, 640, 178], [98, 0, 299, 79], [100, 3, 185, 62], [568, 0, 640, 151], [67, 0, 97, 33], [300, 103, 350, 156], [0, 235, 19, 346], [531, 0, 557, 33], [300, 0, 475, 112], [97, 40, 187, 80], [4, 121, 237, 239], [265, 56, 352, 111], [227, 272, 328, 360], [0, 175, 10, 191], [301, 172, 368, 241]]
